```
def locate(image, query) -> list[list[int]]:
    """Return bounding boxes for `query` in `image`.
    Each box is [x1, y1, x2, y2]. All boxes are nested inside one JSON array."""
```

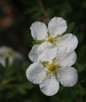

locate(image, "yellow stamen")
[[41, 58, 62, 77], [4, 50, 13, 56], [48, 64, 55, 71], [47, 38, 53, 43]]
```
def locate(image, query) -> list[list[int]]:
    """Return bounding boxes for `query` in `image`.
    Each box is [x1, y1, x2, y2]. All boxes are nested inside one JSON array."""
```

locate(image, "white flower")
[[26, 47, 78, 96], [0, 46, 23, 66], [30, 17, 78, 52]]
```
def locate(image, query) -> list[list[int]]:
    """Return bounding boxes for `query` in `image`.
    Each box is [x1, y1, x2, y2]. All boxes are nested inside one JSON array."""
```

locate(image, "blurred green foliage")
[[0, 0, 86, 102]]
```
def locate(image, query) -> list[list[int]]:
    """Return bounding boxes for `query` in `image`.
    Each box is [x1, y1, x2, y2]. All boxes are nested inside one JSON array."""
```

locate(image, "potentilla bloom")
[[26, 47, 78, 96], [30, 17, 78, 52], [29, 17, 78, 62], [0, 46, 23, 66]]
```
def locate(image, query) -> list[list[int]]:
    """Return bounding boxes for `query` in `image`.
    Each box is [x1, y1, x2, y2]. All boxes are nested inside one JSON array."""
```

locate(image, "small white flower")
[[0, 46, 23, 66], [26, 47, 78, 96], [30, 17, 78, 51], [29, 17, 78, 62]]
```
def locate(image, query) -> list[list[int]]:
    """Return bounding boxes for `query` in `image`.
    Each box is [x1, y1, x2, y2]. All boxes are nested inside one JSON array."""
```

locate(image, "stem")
[[38, 0, 50, 20]]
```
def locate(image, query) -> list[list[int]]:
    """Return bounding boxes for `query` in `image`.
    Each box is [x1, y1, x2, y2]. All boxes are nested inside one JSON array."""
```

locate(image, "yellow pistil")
[[47, 38, 53, 43], [48, 64, 55, 71], [47, 31, 62, 45], [47, 31, 53, 43], [41, 58, 62, 77], [34, 31, 62, 45]]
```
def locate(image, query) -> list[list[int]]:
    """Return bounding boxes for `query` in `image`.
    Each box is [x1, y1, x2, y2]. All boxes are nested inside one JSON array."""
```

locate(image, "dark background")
[[0, 0, 86, 102]]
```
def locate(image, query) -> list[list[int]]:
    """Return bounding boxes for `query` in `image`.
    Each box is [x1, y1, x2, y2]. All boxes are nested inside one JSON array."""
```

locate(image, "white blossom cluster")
[[26, 17, 78, 96]]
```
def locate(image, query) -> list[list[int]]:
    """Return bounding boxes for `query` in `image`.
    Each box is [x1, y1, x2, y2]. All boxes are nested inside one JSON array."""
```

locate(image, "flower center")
[[46, 31, 62, 45], [47, 31, 54, 43], [34, 31, 62, 46], [4, 50, 13, 56], [48, 64, 55, 71], [41, 58, 62, 77], [47, 38, 53, 43]]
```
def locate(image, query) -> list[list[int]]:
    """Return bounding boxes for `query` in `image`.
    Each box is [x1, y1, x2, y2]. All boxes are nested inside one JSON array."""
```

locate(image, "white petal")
[[26, 63, 46, 84], [57, 33, 78, 51], [57, 48, 77, 67], [0, 56, 13, 66], [37, 42, 57, 61], [29, 45, 39, 62], [58, 67, 78, 87], [48, 17, 67, 37], [39, 75, 59, 96], [0, 56, 5, 66], [30, 22, 48, 40], [9, 57, 14, 65], [0, 46, 13, 54]]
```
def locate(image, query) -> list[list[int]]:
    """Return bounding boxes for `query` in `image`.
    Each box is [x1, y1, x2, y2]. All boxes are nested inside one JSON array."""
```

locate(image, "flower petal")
[[58, 67, 78, 87], [0, 56, 5, 66], [48, 17, 67, 37], [37, 42, 57, 61], [26, 63, 46, 84], [0, 46, 13, 53], [57, 33, 78, 51], [57, 48, 77, 67], [29, 45, 39, 62], [30, 22, 48, 40], [0, 56, 13, 66], [39, 75, 59, 96]]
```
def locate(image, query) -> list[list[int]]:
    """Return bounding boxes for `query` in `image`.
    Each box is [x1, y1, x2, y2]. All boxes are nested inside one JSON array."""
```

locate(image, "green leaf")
[[66, 22, 75, 33], [77, 45, 86, 62], [82, 1, 86, 8], [31, 10, 42, 19], [47, 8, 55, 17], [23, 7, 39, 14], [77, 33, 84, 44]]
